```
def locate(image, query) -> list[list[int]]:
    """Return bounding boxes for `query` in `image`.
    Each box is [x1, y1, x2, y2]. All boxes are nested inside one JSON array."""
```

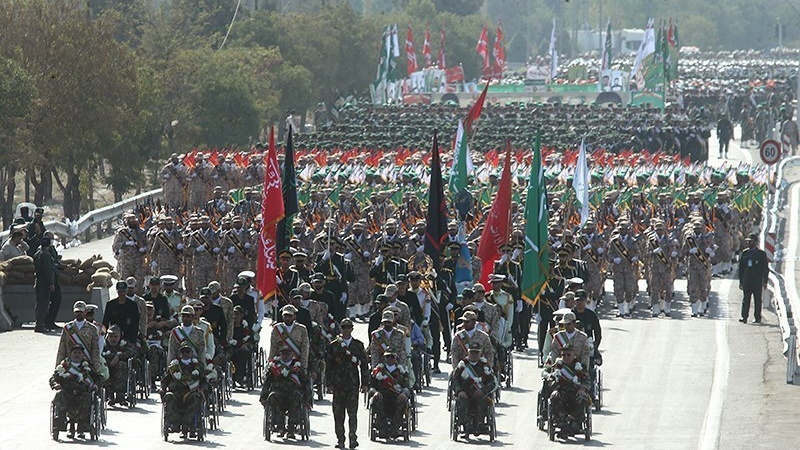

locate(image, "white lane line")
[[698, 279, 733, 450]]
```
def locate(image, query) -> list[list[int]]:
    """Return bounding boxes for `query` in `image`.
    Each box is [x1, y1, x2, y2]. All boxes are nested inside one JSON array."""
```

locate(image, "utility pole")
[[598, 0, 603, 55], [778, 18, 783, 48]]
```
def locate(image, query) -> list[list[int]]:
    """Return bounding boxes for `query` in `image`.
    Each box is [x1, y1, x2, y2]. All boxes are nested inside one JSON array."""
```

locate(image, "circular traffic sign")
[[760, 139, 781, 165]]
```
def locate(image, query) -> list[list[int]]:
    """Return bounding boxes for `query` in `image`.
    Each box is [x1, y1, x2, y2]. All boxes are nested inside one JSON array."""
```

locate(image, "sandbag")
[[0, 271, 6, 286], [60, 266, 79, 277], [61, 258, 81, 267], [6, 255, 34, 266], [14, 264, 35, 274], [58, 272, 73, 285], [92, 259, 114, 270], [79, 255, 99, 271], [73, 273, 92, 285]]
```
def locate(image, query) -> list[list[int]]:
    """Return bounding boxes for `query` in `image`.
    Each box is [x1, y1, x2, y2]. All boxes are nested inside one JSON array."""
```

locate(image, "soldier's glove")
[[445, 303, 454, 312], [176, 243, 184, 250], [228, 247, 236, 254], [125, 240, 136, 247], [344, 252, 353, 261], [631, 256, 638, 263], [596, 247, 604, 254], [139, 247, 146, 253], [708, 251, 715, 258], [613, 257, 622, 265], [416, 245, 424, 253], [512, 248, 521, 259], [322, 250, 331, 261], [582, 244, 592, 251], [689, 247, 698, 254], [652, 247, 662, 254], [670, 251, 678, 257], [374, 255, 384, 265], [212, 247, 220, 253], [516, 300, 523, 312], [340, 293, 347, 303], [363, 251, 371, 259], [244, 243, 251, 249], [704, 247, 713, 255], [196, 245, 206, 252]]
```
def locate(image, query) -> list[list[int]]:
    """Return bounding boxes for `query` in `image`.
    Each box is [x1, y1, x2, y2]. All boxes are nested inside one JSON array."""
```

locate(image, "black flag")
[[424, 132, 448, 273], [277, 125, 298, 251]]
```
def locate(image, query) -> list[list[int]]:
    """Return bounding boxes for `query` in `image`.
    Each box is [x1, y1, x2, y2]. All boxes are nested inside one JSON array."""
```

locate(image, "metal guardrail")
[[764, 155, 800, 384], [0, 188, 163, 243]]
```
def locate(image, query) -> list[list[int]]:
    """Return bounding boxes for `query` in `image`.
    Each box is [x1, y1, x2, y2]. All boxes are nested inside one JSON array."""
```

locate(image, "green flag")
[[448, 119, 471, 197], [521, 134, 550, 305], [667, 20, 679, 82]]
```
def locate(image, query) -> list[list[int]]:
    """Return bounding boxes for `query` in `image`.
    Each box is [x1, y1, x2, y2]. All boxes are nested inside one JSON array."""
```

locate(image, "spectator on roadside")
[[738, 233, 769, 324], [0, 230, 29, 261]]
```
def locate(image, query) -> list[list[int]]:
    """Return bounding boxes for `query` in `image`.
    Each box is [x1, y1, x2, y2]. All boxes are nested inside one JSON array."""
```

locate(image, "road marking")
[[698, 279, 732, 450]]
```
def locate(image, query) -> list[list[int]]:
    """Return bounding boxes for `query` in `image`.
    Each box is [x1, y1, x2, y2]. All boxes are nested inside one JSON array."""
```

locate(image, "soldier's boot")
[[690, 300, 700, 317], [623, 301, 631, 317], [660, 299, 670, 315], [616, 302, 625, 317], [651, 302, 660, 317], [700, 300, 708, 316]]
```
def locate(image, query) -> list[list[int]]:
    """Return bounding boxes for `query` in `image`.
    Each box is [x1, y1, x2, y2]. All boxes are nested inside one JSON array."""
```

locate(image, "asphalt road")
[[2, 130, 799, 449]]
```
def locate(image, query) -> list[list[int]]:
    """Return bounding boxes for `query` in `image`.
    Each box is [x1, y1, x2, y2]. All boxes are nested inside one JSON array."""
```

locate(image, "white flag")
[[549, 18, 558, 79], [573, 138, 590, 225]]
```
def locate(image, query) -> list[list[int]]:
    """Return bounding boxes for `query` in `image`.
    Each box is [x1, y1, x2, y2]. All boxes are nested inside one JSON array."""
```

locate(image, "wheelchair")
[[251, 347, 265, 389], [50, 389, 101, 441], [206, 383, 221, 430], [411, 347, 432, 392], [544, 391, 592, 442], [123, 358, 138, 408], [449, 394, 497, 442], [161, 394, 206, 441], [135, 357, 151, 400], [312, 358, 326, 402], [591, 358, 604, 412], [221, 359, 233, 402], [262, 392, 310, 441], [146, 341, 167, 389], [367, 389, 412, 442]]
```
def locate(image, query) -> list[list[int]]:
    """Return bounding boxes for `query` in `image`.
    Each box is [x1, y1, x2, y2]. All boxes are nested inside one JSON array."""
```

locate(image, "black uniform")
[[103, 297, 141, 342], [738, 246, 769, 323]]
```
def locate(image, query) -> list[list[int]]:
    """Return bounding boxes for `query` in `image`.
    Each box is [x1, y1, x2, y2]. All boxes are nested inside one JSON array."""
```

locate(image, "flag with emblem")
[[477, 142, 513, 286], [256, 127, 284, 300], [277, 125, 298, 252], [424, 132, 447, 274], [521, 134, 550, 306]]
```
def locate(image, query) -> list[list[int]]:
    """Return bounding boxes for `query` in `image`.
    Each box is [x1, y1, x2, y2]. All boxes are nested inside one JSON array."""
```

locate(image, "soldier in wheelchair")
[[543, 344, 590, 438], [102, 325, 135, 406], [451, 342, 497, 437], [227, 305, 254, 388], [161, 342, 207, 438], [259, 345, 310, 439], [51, 345, 100, 439], [369, 350, 412, 440]]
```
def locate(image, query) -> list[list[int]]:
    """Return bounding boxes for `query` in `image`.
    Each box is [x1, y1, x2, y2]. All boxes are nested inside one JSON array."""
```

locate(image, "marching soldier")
[[314, 237, 355, 321], [646, 220, 679, 317], [112, 213, 148, 294], [577, 220, 606, 310], [205, 186, 232, 218], [269, 304, 310, 370], [369, 310, 408, 367], [221, 215, 253, 291], [167, 305, 208, 367], [451, 310, 494, 369], [343, 220, 374, 318], [150, 216, 184, 279], [326, 318, 369, 449], [683, 219, 715, 317], [181, 215, 200, 297], [160, 154, 187, 210], [493, 243, 525, 349], [187, 154, 213, 210], [188, 216, 220, 298], [607, 221, 639, 318]]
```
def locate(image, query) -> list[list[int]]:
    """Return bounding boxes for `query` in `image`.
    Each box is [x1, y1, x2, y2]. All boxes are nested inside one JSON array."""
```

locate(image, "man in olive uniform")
[[607, 221, 639, 318], [168, 305, 208, 366], [327, 318, 369, 449], [188, 216, 220, 297], [369, 311, 408, 367], [646, 220, 678, 317], [269, 304, 310, 370], [684, 219, 715, 317], [187, 155, 212, 210], [150, 216, 184, 279], [56, 301, 102, 374], [451, 311, 494, 369], [112, 213, 148, 294], [160, 154, 187, 209]]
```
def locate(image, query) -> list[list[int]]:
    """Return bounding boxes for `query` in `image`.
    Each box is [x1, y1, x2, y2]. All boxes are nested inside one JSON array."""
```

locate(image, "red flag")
[[314, 152, 328, 167], [422, 25, 432, 68], [208, 150, 220, 167], [477, 142, 513, 286], [464, 82, 489, 135], [476, 25, 490, 77], [233, 152, 246, 168], [437, 25, 446, 69], [256, 127, 284, 300], [445, 66, 465, 83], [182, 150, 197, 169], [492, 23, 506, 79], [406, 25, 418, 75]]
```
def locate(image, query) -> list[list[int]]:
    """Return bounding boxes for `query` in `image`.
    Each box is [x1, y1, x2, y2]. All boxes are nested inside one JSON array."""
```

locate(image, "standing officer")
[[738, 233, 769, 323], [221, 215, 253, 292], [326, 318, 369, 449], [189, 216, 220, 297], [33, 236, 55, 333], [684, 219, 715, 317], [150, 216, 184, 279], [607, 221, 639, 318], [647, 220, 678, 317]]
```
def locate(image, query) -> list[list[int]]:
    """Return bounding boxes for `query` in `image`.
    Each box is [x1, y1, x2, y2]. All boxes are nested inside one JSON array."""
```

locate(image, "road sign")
[[760, 139, 781, 165]]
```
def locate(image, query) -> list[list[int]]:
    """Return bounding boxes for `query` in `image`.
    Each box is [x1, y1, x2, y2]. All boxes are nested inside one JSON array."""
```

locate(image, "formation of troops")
[[45, 47, 794, 444]]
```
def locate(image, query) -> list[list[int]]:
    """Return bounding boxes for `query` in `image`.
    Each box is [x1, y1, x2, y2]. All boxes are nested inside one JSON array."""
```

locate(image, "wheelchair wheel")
[[300, 403, 310, 441], [195, 398, 207, 442], [536, 390, 546, 431], [446, 377, 453, 411], [89, 399, 99, 441], [50, 401, 59, 441], [488, 402, 497, 442], [126, 360, 138, 408], [139, 359, 151, 399], [449, 403, 457, 441], [368, 401, 377, 442], [584, 405, 592, 441], [161, 402, 169, 442], [505, 351, 514, 388], [254, 348, 265, 387], [99, 388, 107, 429], [594, 369, 603, 412], [207, 388, 219, 430], [263, 403, 272, 441], [547, 399, 555, 441], [423, 352, 431, 387], [403, 404, 410, 442], [224, 361, 233, 400]]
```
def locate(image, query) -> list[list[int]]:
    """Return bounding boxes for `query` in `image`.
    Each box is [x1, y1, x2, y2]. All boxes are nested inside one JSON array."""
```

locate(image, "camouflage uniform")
[[607, 222, 639, 317], [342, 224, 374, 314], [369, 325, 407, 367], [577, 221, 606, 309], [50, 358, 98, 432], [369, 361, 411, 437], [712, 192, 735, 273], [160, 157, 187, 209], [187, 159, 212, 211], [102, 337, 135, 400], [111, 216, 148, 294], [162, 358, 206, 431], [259, 357, 310, 432], [683, 221, 715, 317], [221, 220, 253, 292], [645, 222, 678, 316], [150, 221, 184, 279], [188, 219, 220, 298], [327, 333, 369, 447]]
